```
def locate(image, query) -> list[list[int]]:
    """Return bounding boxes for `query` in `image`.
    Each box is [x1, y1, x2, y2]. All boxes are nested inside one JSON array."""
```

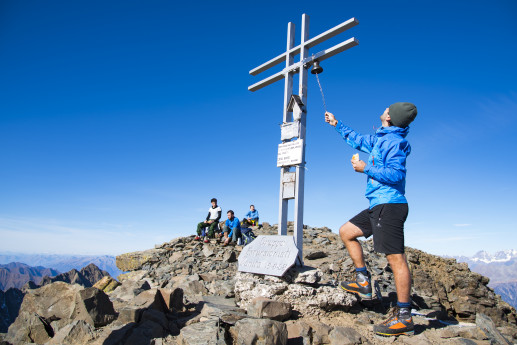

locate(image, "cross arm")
[[248, 37, 359, 92], [249, 17, 359, 76]]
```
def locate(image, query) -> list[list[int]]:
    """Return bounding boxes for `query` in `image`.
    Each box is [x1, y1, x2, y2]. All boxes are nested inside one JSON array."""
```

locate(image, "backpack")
[[241, 227, 256, 246]]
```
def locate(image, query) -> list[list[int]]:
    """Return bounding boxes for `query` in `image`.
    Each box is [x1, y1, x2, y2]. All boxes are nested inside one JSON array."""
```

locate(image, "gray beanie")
[[389, 102, 417, 128]]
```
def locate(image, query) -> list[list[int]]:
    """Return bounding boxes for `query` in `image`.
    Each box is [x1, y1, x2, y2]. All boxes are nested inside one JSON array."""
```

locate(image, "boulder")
[[88, 323, 137, 345], [110, 279, 151, 301], [129, 289, 168, 313], [74, 287, 117, 327], [476, 313, 512, 345], [231, 318, 287, 345], [116, 249, 166, 272], [123, 320, 166, 345], [116, 306, 144, 324], [207, 279, 234, 298], [178, 319, 227, 345], [292, 268, 323, 285], [222, 251, 237, 263], [286, 320, 312, 345], [203, 245, 216, 258], [6, 282, 117, 342], [305, 320, 331, 345], [17, 282, 80, 323], [46, 320, 95, 345], [198, 302, 248, 325], [179, 281, 208, 296], [159, 287, 184, 311], [199, 273, 217, 282], [117, 270, 147, 283], [5, 312, 52, 344], [93, 276, 120, 293], [304, 251, 328, 260], [328, 326, 363, 345], [246, 297, 291, 321]]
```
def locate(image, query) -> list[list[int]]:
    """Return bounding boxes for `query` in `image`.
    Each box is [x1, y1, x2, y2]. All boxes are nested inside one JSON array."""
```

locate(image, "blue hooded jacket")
[[335, 121, 411, 208], [245, 210, 259, 220]]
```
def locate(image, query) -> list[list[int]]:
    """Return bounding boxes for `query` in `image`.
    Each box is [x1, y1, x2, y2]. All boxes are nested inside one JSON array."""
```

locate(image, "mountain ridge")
[[0, 263, 59, 291], [448, 250, 517, 309], [0, 253, 123, 279]]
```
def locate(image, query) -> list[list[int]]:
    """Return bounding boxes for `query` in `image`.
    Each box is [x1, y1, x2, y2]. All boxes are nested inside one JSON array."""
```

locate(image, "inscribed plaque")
[[277, 139, 303, 167], [238, 235, 299, 276]]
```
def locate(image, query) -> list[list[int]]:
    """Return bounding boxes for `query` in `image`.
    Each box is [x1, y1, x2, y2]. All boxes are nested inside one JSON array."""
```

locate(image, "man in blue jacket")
[[325, 102, 417, 337], [244, 205, 259, 226], [222, 210, 241, 246]]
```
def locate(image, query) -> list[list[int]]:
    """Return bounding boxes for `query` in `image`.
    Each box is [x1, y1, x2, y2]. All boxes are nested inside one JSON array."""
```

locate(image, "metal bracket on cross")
[[248, 14, 359, 263]]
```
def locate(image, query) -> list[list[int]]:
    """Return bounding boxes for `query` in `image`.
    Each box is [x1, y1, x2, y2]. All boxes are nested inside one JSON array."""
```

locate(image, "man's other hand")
[[351, 159, 366, 173], [325, 112, 338, 127]]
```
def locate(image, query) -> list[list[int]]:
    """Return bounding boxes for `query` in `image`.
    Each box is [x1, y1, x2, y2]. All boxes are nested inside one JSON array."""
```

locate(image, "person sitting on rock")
[[195, 198, 222, 243], [325, 103, 417, 337], [222, 210, 241, 246], [244, 204, 259, 226]]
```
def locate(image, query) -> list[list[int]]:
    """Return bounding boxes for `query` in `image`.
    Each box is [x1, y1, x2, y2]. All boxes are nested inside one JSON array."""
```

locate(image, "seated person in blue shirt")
[[222, 210, 241, 246], [244, 205, 259, 226]]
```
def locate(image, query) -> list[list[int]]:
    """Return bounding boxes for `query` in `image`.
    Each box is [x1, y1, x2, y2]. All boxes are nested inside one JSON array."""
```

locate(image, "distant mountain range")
[[451, 249, 517, 308], [0, 252, 123, 279], [0, 263, 59, 290], [454, 249, 517, 265]]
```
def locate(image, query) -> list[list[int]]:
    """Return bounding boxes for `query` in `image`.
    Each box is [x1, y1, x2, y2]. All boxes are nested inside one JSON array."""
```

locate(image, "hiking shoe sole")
[[339, 282, 373, 300], [375, 330, 414, 336]]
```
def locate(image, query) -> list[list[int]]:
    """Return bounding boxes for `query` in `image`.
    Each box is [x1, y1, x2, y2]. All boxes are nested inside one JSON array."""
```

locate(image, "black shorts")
[[349, 203, 408, 254]]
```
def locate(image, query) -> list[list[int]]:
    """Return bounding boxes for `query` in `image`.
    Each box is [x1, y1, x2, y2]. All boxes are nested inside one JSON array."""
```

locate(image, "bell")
[[311, 60, 323, 74]]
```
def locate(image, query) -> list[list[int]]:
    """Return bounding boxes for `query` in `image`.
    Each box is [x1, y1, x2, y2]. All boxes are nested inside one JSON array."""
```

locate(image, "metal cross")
[[248, 14, 359, 262]]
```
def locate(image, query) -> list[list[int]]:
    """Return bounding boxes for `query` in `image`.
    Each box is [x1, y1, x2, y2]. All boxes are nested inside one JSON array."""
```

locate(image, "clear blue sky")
[[1, 0, 516, 257]]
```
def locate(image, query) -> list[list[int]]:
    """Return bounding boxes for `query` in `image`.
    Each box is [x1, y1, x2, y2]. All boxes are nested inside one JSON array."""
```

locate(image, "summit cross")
[[248, 14, 359, 262]]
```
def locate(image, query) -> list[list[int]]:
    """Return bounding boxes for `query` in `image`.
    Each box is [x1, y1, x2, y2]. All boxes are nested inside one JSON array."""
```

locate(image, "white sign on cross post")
[[247, 14, 359, 267]]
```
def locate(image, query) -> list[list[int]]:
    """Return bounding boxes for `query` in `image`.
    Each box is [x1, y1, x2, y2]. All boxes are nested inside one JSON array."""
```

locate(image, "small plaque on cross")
[[281, 122, 300, 141]]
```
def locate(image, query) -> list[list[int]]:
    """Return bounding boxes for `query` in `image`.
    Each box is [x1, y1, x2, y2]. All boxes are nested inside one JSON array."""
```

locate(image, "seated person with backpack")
[[244, 205, 259, 226], [195, 198, 221, 243], [240, 219, 257, 246], [222, 210, 241, 246]]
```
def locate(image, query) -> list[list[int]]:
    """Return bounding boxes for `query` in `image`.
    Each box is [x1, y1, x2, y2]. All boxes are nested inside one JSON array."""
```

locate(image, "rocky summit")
[[1, 223, 516, 345]]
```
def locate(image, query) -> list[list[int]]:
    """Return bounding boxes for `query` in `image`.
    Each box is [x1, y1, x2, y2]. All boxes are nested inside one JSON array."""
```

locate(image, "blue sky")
[[1, 0, 516, 257]]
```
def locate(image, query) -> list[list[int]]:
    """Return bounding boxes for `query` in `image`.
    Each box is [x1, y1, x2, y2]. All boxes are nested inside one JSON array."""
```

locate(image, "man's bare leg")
[[338, 222, 372, 298], [386, 253, 411, 303], [339, 222, 366, 268]]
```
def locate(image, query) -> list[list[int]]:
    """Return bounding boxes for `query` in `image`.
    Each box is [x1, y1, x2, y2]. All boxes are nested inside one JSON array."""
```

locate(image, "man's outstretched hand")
[[351, 158, 366, 173], [325, 111, 338, 127]]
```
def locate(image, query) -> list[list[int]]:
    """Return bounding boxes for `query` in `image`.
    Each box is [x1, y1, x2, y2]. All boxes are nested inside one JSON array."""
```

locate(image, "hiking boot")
[[373, 306, 414, 336], [194, 236, 201, 241], [339, 271, 372, 299]]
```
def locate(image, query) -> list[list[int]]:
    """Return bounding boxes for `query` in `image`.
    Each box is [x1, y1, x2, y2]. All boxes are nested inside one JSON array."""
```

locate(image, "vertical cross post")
[[278, 22, 295, 236], [293, 14, 309, 261]]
